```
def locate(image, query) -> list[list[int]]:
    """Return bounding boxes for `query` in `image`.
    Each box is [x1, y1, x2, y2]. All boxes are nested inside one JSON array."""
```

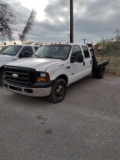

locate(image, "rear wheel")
[[97, 67, 105, 79], [49, 78, 67, 103], [92, 70, 97, 78]]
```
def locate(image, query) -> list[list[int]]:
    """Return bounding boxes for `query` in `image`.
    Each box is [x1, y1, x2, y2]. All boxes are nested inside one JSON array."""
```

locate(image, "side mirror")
[[70, 55, 76, 63], [70, 54, 84, 63], [19, 51, 30, 58], [77, 54, 84, 63]]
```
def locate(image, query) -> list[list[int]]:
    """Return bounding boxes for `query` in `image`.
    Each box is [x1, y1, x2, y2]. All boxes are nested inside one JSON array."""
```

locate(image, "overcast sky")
[[3, 0, 120, 44]]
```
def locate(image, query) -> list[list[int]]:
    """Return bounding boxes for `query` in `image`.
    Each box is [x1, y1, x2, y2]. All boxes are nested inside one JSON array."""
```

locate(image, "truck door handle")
[[66, 66, 71, 69], [83, 62, 85, 66]]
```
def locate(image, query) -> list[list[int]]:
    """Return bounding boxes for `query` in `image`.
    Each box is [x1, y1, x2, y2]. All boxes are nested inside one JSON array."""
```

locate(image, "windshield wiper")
[[45, 56, 54, 58], [1, 53, 9, 55], [33, 55, 57, 59]]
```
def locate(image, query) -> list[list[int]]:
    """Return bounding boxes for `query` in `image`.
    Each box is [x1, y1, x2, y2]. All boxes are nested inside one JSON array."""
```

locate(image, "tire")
[[49, 78, 67, 103], [92, 70, 97, 78], [97, 67, 105, 79]]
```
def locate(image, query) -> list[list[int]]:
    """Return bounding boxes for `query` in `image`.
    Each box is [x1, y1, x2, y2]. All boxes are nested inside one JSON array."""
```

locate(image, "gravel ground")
[[0, 76, 120, 160]]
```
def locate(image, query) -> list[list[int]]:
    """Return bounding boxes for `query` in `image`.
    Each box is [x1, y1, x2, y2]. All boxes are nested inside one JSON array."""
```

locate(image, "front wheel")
[[49, 78, 67, 103]]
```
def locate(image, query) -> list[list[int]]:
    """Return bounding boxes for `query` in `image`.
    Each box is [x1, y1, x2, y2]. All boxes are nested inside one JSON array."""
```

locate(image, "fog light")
[[24, 89, 33, 93]]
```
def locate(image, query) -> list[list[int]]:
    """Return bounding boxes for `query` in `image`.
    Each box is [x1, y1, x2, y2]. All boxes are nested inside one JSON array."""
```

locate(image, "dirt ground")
[[0, 76, 120, 160]]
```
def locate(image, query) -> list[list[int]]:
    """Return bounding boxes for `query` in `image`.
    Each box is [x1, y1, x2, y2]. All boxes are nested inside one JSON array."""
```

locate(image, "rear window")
[[82, 45, 90, 58]]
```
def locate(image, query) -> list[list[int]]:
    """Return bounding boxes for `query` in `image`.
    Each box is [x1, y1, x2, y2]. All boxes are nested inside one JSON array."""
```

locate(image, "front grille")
[[5, 66, 36, 86]]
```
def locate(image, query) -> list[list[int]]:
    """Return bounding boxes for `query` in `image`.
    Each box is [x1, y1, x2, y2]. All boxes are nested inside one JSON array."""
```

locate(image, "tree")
[[114, 29, 120, 50], [115, 29, 120, 42], [96, 30, 120, 59], [96, 35, 114, 59], [19, 9, 36, 44], [96, 30, 120, 75], [0, 1, 16, 40]]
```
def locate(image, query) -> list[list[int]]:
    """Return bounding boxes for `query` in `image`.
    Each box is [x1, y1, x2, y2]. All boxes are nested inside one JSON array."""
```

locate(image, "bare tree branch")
[[0, 1, 16, 40], [19, 9, 36, 43]]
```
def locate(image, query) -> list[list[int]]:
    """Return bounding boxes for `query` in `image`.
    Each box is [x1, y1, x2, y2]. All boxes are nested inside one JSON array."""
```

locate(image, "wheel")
[[92, 70, 97, 78], [97, 67, 105, 79], [49, 78, 67, 103]]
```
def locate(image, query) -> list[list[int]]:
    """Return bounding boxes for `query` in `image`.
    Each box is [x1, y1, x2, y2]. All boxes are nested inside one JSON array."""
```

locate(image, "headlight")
[[36, 72, 50, 82], [40, 73, 46, 77]]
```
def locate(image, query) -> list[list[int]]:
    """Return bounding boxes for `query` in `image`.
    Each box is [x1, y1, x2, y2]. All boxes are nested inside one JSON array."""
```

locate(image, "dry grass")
[[96, 56, 120, 76]]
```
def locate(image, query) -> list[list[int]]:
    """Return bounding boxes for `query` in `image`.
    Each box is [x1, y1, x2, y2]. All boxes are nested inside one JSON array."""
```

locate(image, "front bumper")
[[3, 82, 52, 97]]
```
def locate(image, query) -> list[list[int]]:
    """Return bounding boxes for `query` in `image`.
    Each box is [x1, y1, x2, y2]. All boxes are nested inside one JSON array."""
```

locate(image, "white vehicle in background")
[[0, 46, 6, 50], [0, 44, 39, 82]]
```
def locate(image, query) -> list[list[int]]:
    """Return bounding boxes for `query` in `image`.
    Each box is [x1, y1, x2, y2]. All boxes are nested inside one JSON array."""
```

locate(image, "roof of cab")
[[45, 42, 87, 46]]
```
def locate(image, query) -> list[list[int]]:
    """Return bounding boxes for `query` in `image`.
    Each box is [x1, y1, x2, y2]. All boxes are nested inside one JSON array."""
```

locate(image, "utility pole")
[[70, 0, 73, 43], [83, 38, 87, 44]]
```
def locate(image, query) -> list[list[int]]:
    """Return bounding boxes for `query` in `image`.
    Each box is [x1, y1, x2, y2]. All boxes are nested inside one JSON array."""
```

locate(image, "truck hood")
[[6, 58, 62, 71]]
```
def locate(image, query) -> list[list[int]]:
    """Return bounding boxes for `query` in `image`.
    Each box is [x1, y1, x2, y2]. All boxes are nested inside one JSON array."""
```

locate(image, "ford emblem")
[[12, 74, 18, 78]]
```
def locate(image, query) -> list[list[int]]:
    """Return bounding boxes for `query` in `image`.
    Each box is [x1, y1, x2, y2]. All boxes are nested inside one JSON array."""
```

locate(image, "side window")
[[19, 46, 33, 55], [34, 46, 39, 51], [82, 46, 90, 58], [71, 45, 82, 58]]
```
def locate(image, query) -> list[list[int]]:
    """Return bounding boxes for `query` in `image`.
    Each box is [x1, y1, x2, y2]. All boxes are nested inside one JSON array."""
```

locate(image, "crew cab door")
[[81, 45, 92, 75], [69, 45, 85, 84]]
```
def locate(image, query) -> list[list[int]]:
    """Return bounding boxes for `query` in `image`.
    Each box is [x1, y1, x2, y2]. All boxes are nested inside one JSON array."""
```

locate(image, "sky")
[[2, 0, 120, 44]]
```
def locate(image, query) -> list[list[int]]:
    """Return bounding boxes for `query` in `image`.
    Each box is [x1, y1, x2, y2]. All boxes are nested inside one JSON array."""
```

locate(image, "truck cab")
[[3, 43, 108, 103]]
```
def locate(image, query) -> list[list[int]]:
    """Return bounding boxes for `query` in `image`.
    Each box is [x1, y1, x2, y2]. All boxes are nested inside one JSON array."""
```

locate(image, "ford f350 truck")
[[3, 43, 109, 103]]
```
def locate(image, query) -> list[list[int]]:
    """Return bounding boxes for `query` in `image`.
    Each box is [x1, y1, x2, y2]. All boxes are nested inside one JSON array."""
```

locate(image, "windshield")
[[0, 45, 22, 56], [0, 46, 8, 53], [34, 45, 71, 60]]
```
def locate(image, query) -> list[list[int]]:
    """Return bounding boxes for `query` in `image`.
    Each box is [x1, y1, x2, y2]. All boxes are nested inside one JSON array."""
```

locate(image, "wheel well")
[[56, 75, 68, 85], [0, 66, 4, 73]]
